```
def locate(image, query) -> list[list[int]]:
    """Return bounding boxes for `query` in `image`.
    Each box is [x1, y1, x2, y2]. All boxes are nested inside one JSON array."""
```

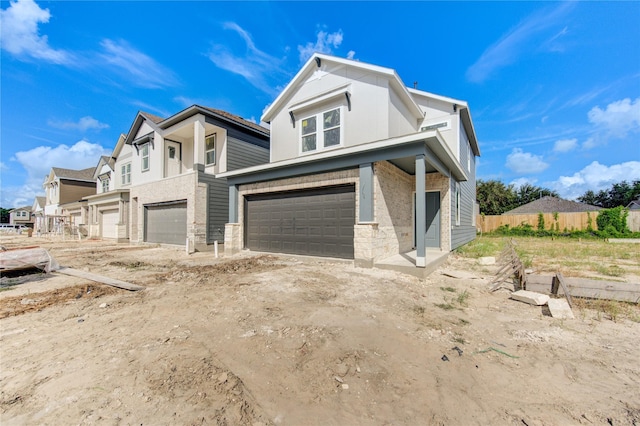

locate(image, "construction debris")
[[56, 267, 145, 291], [0, 246, 60, 273], [490, 240, 526, 292], [510, 290, 550, 306], [547, 298, 575, 319], [527, 273, 639, 304], [441, 269, 477, 279]]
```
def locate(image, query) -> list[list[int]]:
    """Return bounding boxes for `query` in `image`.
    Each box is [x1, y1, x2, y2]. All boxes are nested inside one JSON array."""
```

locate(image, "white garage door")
[[101, 209, 119, 239]]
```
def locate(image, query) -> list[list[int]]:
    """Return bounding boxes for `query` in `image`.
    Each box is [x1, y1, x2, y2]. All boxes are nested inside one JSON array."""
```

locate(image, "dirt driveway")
[[1, 235, 639, 425]]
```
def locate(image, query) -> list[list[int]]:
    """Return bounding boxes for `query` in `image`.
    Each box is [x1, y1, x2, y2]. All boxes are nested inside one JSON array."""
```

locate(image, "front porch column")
[[228, 184, 238, 223], [415, 155, 426, 267], [118, 200, 124, 223], [193, 115, 206, 171]]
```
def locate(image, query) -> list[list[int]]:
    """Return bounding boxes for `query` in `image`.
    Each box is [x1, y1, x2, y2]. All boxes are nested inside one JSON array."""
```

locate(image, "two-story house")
[[8, 206, 34, 227], [31, 196, 46, 232], [42, 167, 96, 233], [221, 54, 480, 274], [83, 134, 131, 242], [113, 105, 269, 250]]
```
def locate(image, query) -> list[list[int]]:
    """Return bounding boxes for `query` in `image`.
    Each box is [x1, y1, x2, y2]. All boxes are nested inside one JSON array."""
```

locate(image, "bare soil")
[[1, 235, 639, 425]]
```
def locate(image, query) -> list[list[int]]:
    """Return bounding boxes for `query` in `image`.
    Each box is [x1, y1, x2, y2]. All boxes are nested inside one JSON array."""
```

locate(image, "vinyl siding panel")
[[227, 137, 269, 171], [451, 124, 477, 250], [207, 176, 228, 243]]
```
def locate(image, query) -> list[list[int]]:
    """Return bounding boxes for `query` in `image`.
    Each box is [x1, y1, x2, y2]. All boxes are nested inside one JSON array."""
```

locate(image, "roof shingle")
[[503, 196, 602, 214]]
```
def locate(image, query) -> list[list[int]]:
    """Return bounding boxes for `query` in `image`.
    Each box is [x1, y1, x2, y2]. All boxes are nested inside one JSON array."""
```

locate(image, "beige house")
[[43, 167, 96, 233], [84, 135, 131, 242], [222, 54, 480, 274], [9, 206, 34, 227]]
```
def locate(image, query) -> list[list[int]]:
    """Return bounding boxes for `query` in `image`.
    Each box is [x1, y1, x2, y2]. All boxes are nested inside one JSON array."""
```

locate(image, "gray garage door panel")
[[144, 202, 187, 245], [245, 185, 355, 259]]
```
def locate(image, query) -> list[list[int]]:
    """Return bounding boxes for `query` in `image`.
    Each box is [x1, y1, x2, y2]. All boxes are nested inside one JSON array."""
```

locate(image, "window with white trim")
[[141, 143, 149, 172], [300, 107, 342, 153], [205, 134, 216, 165], [121, 163, 131, 185], [101, 178, 110, 193]]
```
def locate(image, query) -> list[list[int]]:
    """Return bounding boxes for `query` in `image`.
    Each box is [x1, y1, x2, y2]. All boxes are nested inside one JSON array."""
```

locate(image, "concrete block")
[[478, 256, 496, 265], [547, 298, 574, 319], [510, 290, 550, 306]]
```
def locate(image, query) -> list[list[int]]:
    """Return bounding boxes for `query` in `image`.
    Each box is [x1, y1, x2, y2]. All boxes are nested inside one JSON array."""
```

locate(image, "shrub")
[[596, 206, 629, 237]]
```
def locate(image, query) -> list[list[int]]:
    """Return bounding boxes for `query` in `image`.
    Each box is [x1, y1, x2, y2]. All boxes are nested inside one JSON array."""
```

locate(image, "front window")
[[141, 144, 149, 171], [300, 107, 341, 153], [205, 134, 216, 165], [121, 163, 131, 185], [301, 116, 317, 152], [101, 178, 110, 193]]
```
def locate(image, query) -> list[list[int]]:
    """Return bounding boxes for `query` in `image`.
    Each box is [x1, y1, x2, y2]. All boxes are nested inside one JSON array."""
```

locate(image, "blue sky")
[[1, 0, 639, 208]]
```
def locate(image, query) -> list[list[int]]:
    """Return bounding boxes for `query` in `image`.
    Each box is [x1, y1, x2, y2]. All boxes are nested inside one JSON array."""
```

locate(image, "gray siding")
[[451, 124, 477, 250], [227, 137, 270, 171], [205, 175, 228, 243]]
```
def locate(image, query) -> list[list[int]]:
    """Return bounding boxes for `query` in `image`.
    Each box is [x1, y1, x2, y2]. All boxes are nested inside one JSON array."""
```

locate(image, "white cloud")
[[510, 177, 538, 189], [505, 148, 549, 174], [298, 29, 345, 63], [553, 138, 578, 152], [587, 97, 640, 138], [48, 116, 109, 132], [347, 50, 356, 60], [550, 161, 640, 200], [0, 0, 70, 64], [466, 2, 574, 83], [13, 139, 109, 183], [98, 39, 179, 89], [3, 140, 110, 208], [207, 22, 285, 95]]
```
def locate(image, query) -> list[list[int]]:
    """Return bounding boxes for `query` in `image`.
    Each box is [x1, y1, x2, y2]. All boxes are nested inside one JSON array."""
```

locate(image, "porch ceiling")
[[389, 157, 437, 175], [164, 121, 219, 140]]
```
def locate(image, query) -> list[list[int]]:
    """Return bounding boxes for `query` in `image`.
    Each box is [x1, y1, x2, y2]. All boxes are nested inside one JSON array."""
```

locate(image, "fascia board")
[[407, 88, 468, 107]]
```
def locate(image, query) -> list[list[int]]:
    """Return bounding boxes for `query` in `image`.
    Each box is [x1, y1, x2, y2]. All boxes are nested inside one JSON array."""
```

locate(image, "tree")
[[577, 180, 640, 208], [476, 179, 517, 215], [0, 208, 10, 224], [515, 183, 559, 206]]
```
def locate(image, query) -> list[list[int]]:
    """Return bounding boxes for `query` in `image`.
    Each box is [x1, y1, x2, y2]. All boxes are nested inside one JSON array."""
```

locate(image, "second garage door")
[[144, 201, 187, 245], [101, 209, 119, 239], [245, 185, 355, 259]]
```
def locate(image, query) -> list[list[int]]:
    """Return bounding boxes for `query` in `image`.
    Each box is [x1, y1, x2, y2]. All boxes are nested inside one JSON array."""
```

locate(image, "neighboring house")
[[503, 196, 602, 215], [119, 106, 269, 250], [626, 197, 640, 211], [221, 53, 480, 271], [9, 206, 34, 227], [83, 135, 131, 242], [32, 196, 46, 231], [43, 167, 96, 233]]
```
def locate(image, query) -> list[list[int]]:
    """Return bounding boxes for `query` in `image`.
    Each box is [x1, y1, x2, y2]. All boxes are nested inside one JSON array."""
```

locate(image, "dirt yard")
[[1, 235, 639, 425]]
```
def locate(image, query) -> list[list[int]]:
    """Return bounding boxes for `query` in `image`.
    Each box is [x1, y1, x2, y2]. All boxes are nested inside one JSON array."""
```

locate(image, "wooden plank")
[[555, 273, 574, 308], [527, 273, 640, 303], [56, 267, 145, 291]]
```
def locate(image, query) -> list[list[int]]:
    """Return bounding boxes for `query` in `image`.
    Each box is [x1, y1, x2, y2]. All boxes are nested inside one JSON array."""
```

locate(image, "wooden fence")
[[477, 211, 640, 233]]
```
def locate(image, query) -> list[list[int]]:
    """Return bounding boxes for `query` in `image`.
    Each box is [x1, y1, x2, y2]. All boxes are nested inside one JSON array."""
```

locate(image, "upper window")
[[300, 107, 342, 153], [141, 144, 149, 172], [121, 163, 131, 185], [101, 178, 110, 193], [205, 134, 216, 165]]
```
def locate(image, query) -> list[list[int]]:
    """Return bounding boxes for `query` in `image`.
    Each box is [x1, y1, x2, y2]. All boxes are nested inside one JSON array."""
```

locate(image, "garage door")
[[245, 185, 355, 259], [144, 201, 187, 245], [101, 209, 119, 239]]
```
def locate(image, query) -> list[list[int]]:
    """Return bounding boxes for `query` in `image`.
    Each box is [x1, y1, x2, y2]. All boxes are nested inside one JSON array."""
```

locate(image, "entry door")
[[165, 141, 181, 177], [414, 191, 441, 248], [425, 192, 440, 248]]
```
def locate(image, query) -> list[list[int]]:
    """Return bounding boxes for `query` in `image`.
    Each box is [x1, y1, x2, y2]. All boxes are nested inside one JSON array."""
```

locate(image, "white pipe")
[[214, 240, 219, 258]]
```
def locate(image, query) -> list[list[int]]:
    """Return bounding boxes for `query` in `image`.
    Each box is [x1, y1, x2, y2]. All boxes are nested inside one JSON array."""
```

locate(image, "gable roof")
[[51, 167, 97, 182], [261, 53, 425, 123], [124, 106, 269, 146], [9, 206, 32, 212], [503, 196, 602, 215], [34, 196, 46, 208], [627, 199, 640, 210]]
